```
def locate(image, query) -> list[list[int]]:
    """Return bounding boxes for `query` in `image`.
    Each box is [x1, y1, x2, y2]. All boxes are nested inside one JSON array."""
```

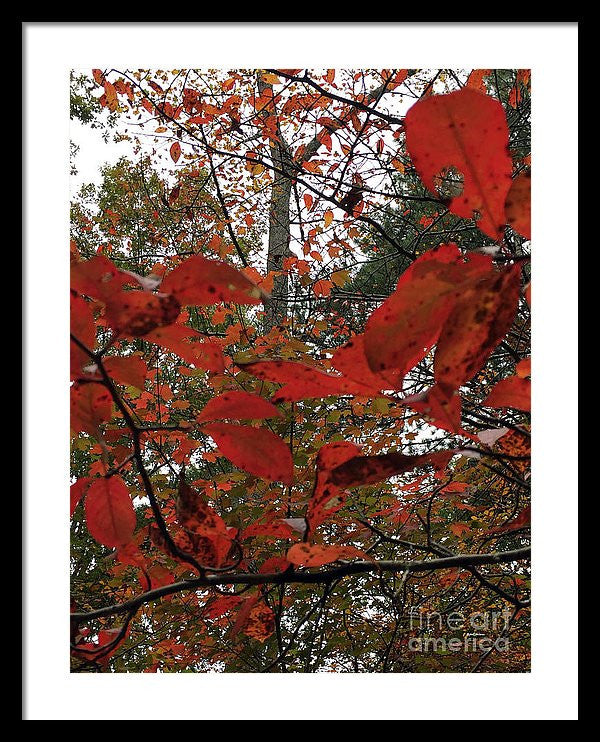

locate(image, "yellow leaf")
[[324, 210, 333, 228], [391, 158, 405, 173], [331, 269, 349, 287], [261, 72, 281, 85]]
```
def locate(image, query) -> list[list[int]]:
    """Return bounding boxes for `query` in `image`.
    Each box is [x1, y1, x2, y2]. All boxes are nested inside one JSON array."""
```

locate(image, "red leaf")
[[202, 422, 294, 485], [161, 254, 264, 306], [71, 624, 130, 665], [204, 594, 243, 620], [484, 376, 531, 411], [242, 519, 295, 540], [104, 355, 147, 390], [197, 391, 282, 423], [405, 88, 512, 240], [70, 477, 92, 516], [332, 334, 401, 391], [170, 141, 181, 163], [259, 556, 292, 574], [407, 382, 462, 434], [505, 170, 531, 239], [84, 475, 136, 548], [230, 597, 276, 642], [70, 292, 95, 378], [308, 441, 362, 530], [144, 324, 225, 372], [286, 543, 369, 567], [70, 382, 113, 436], [237, 359, 367, 403], [485, 505, 530, 535], [434, 262, 521, 389]]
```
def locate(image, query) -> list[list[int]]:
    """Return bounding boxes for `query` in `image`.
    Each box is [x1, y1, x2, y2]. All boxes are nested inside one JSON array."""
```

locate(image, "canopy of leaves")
[[70, 67, 530, 675]]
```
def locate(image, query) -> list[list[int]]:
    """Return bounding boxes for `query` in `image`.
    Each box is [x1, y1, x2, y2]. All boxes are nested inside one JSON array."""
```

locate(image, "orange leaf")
[[170, 141, 181, 163], [516, 358, 531, 378], [313, 279, 334, 297], [286, 543, 369, 567], [484, 376, 531, 411], [466, 69, 491, 92]]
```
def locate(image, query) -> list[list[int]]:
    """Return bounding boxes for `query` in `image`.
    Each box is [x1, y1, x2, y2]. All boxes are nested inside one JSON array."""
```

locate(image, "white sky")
[[70, 115, 130, 191]]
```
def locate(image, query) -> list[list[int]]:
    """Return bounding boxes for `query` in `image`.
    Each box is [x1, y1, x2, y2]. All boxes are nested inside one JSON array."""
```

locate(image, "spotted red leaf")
[[175, 479, 233, 565], [84, 475, 136, 548], [405, 88, 512, 240], [363, 244, 492, 377], [202, 422, 294, 485], [161, 254, 264, 306], [329, 450, 453, 489], [434, 262, 522, 389], [104, 290, 181, 337], [197, 391, 282, 423]]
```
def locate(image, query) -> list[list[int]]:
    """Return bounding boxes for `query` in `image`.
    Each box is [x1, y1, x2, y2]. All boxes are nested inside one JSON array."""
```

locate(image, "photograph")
[[22, 21, 579, 721]]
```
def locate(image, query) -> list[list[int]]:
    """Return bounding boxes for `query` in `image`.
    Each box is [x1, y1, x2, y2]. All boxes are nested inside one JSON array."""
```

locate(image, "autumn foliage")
[[70, 68, 531, 673]]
